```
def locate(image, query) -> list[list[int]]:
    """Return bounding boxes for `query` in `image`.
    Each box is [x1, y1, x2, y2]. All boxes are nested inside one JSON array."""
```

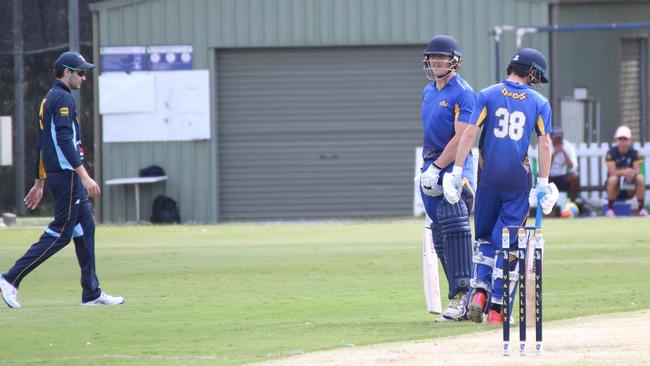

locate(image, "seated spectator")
[[605, 125, 647, 217], [549, 128, 580, 203]]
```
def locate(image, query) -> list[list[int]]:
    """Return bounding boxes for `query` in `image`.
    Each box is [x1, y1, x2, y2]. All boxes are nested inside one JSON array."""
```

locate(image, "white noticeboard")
[[99, 70, 210, 142]]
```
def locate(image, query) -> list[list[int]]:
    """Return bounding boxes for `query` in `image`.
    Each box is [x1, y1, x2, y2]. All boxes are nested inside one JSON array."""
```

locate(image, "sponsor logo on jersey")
[[439, 100, 448, 107], [59, 107, 69, 117], [501, 88, 527, 100]]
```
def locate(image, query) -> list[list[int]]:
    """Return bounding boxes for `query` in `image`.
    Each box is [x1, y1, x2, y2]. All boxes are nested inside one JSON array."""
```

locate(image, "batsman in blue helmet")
[[419, 34, 476, 322], [442, 48, 558, 324]]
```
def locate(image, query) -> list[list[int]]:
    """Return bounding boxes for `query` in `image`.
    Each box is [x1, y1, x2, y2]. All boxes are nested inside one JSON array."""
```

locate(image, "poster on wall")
[[100, 46, 148, 72], [147, 45, 193, 71], [99, 69, 210, 142]]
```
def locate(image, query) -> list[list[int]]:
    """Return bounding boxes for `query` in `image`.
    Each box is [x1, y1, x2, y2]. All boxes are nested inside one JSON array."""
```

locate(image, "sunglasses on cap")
[[62, 64, 86, 77]]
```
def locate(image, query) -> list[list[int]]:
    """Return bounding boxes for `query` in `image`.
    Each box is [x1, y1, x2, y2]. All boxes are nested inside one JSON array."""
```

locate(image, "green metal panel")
[[217, 47, 425, 220], [93, 0, 549, 223], [556, 2, 650, 142]]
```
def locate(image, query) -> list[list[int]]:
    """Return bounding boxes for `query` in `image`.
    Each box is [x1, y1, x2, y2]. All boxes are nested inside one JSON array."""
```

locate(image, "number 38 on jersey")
[[493, 107, 525, 141]]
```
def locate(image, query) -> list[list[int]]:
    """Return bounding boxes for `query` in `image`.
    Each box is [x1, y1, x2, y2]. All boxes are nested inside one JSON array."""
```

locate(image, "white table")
[[105, 176, 167, 222]]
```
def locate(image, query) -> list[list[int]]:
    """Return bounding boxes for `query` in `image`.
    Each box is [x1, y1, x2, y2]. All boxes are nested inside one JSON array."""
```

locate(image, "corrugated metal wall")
[[93, 0, 549, 222], [555, 1, 650, 142], [217, 47, 424, 220]]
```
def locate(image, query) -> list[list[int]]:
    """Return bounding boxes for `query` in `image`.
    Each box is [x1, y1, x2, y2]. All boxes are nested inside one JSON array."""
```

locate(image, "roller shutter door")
[[217, 47, 425, 220]]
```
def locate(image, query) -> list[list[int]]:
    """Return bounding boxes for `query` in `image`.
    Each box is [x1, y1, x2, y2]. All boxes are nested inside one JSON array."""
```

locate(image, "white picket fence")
[[413, 143, 650, 216]]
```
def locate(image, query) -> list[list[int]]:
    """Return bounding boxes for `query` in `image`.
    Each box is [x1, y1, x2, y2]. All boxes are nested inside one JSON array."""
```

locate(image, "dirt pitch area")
[[251, 310, 650, 366]]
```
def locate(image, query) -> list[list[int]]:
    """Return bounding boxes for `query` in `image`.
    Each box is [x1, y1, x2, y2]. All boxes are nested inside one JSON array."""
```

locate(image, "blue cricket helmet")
[[422, 35, 463, 81], [508, 48, 548, 83], [423, 35, 463, 57]]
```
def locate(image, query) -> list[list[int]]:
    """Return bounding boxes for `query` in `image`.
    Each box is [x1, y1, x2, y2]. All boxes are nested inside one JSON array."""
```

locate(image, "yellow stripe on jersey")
[[476, 107, 488, 127], [38, 99, 46, 130], [462, 177, 474, 195], [536, 115, 546, 135], [454, 103, 460, 122], [59, 107, 69, 117], [39, 151, 46, 179]]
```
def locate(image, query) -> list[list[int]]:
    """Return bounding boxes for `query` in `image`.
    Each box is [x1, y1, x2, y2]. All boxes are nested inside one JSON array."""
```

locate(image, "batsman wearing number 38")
[[443, 48, 558, 324], [419, 35, 476, 322]]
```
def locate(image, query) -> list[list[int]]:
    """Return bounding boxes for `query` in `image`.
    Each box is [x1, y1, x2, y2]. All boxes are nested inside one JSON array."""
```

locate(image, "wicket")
[[501, 226, 544, 356]]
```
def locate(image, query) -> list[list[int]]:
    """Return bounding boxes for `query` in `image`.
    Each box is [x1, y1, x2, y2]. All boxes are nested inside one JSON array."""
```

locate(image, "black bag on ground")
[[140, 165, 166, 177], [151, 195, 181, 224]]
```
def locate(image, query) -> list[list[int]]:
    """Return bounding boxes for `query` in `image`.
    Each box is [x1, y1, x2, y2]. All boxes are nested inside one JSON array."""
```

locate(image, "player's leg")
[[435, 198, 472, 321], [73, 194, 103, 303], [634, 173, 647, 216], [488, 190, 530, 324], [1, 171, 80, 307], [467, 186, 500, 323], [605, 175, 620, 216], [73, 184, 123, 306]]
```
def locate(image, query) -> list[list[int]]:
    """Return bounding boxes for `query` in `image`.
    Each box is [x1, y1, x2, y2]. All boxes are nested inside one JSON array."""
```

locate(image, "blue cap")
[[55, 51, 95, 71]]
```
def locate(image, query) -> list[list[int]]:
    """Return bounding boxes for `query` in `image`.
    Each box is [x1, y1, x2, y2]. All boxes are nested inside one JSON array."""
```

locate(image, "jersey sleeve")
[[634, 149, 644, 164], [52, 95, 82, 169], [454, 89, 476, 123], [605, 147, 615, 162], [534, 101, 552, 136], [468, 91, 487, 127]]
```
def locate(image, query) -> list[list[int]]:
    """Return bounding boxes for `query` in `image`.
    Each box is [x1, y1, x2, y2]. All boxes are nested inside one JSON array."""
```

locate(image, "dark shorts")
[[550, 174, 571, 191], [604, 176, 635, 200]]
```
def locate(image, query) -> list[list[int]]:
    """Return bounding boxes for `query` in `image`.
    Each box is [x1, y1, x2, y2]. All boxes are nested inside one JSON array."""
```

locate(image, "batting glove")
[[421, 163, 442, 197], [442, 166, 463, 204], [529, 177, 559, 215]]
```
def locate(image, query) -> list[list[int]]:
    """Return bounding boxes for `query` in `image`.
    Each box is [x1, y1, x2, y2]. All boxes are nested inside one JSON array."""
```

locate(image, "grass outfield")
[[0, 217, 648, 365]]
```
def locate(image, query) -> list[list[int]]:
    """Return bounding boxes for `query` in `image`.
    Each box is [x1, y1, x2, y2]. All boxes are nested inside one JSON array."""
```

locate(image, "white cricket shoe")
[[81, 292, 124, 306], [0, 275, 21, 308], [435, 292, 468, 322]]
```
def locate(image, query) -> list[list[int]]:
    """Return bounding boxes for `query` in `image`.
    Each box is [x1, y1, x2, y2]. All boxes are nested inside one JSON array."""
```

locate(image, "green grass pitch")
[[0, 217, 648, 365]]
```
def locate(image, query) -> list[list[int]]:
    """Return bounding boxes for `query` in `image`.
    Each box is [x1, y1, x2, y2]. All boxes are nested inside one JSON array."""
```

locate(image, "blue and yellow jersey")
[[35, 80, 83, 179], [469, 80, 552, 192], [421, 75, 476, 176], [605, 146, 643, 172]]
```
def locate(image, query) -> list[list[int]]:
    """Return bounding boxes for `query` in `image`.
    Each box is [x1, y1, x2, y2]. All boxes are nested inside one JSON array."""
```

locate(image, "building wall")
[[93, 0, 549, 222], [553, 1, 650, 142]]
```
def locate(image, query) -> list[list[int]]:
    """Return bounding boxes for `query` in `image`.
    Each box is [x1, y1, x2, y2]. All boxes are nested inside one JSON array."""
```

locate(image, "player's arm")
[[605, 153, 632, 178], [533, 103, 559, 214], [434, 90, 476, 168], [453, 124, 478, 171], [567, 143, 578, 171], [633, 152, 643, 175], [53, 95, 101, 197], [442, 91, 484, 204], [535, 102, 553, 179], [53, 95, 82, 170], [433, 122, 467, 168], [25, 130, 45, 210], [537, 135, 552, 178], [605, 160, 616, 176]]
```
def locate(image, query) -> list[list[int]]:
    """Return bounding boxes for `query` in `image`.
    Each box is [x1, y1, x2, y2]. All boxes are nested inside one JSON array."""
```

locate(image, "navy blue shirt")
[[605, 145, 642, 173], [469, 80, 552, 192], [36, 80, 83, 178]]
